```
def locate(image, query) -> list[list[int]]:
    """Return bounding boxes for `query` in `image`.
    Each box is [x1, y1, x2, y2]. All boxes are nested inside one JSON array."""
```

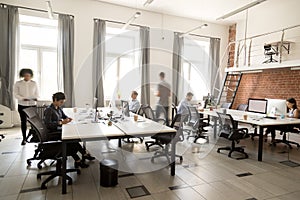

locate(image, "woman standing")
[[13, 69, 39, 145]]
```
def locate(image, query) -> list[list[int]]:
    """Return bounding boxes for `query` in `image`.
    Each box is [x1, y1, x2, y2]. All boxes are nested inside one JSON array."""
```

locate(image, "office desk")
[[199, 109, 300, 162], [61, 108, 176, 194]]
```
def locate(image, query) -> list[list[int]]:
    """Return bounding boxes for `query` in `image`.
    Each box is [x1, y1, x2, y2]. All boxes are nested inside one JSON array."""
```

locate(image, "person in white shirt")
[[129, 91, 140, 113], [13, 69, 39, 145], [178, 92, 193, 115]]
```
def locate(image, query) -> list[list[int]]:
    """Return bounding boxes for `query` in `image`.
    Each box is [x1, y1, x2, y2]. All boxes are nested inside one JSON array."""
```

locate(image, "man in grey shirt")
[[157, 72, 171, 125]]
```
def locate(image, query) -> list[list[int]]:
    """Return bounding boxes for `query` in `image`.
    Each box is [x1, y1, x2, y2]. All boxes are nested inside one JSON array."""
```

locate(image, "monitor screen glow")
[[247, 98, 268, 114]]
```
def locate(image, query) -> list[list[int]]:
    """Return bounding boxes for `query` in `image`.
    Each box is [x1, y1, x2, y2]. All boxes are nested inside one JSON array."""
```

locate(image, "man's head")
[[131, 91, 138, 100], [52, 92, 66, 107], [19, 68, 33, 81], [186, 92, 193, 101], [159, 72, 165, 81]]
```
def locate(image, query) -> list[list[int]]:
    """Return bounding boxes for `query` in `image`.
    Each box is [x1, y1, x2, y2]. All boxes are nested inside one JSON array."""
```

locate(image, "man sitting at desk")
[[44, 92, 95, 168], [178, 92, 193, 115], [129, 91, 140, 113]]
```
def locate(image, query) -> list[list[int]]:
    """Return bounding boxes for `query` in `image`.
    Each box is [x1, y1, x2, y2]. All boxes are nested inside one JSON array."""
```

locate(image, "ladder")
[[216, 72, 242, 108]]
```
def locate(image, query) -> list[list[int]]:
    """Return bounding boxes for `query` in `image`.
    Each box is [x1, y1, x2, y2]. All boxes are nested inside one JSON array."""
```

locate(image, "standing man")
[[129, 91, 140, 113], [13, 68, 39, 145], [157, 72, 171, 125]]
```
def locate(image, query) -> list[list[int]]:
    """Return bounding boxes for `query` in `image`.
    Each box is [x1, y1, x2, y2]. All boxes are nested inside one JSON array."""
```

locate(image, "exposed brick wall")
[[228, 24, 236, 68], [232, 68, 300, 109]]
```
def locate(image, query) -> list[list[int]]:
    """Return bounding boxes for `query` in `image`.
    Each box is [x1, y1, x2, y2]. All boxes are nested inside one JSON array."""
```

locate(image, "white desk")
[[61, 108, 176, 194], [199, 109, 300, 161]]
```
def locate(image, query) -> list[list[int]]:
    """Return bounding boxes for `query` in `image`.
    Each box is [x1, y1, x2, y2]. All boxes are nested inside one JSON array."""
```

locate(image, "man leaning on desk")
[[129, 91, 140, 113]]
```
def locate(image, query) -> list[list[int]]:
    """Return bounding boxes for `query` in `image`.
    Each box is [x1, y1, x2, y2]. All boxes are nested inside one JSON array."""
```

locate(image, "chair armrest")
[[47, 131, 62, 141]]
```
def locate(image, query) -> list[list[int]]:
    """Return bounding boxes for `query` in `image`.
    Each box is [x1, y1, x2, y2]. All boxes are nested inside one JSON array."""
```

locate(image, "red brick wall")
[[228, 24, 236, 68], [232, 68, 300, 109]]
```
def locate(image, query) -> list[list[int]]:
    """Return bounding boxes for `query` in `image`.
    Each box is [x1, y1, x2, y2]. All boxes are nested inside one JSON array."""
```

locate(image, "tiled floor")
[[1, 126, 300, 200]]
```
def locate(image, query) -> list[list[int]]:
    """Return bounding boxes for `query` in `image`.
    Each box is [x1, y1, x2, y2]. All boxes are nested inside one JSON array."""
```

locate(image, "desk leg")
[[258, 126, 264, 161], [213, 117, 217, 138], [170, 140, 176, 176], [62, 142, 67, 194]]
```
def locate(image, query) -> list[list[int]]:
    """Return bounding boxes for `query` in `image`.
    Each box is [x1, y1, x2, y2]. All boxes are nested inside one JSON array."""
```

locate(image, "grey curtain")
[[58, 14, 75, 107], [0, 4, 18, 110], [140, 26, 150, 105], [172, 32, 184, 105], [209, 38, 221, 98], [93, 19, 106, 107]]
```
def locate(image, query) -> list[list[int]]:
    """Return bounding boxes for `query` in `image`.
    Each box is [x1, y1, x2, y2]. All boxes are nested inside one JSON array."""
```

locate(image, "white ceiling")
[[92, 0, 264, 24]]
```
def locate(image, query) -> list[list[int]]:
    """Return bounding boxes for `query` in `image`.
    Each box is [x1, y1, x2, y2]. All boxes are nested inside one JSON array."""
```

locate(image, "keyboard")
[[264, 116, 277, 120]]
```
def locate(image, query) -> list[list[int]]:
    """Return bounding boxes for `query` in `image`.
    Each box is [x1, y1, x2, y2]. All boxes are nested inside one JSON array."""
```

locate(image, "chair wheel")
[[179, 156, 183, 161], [217, 149, 220, 153], [37, 174, 41, 179], [77, 170, 81, 175], [27, 160, 31, 166], [41, 185, 47, 190], [37, 164, 42, 169]]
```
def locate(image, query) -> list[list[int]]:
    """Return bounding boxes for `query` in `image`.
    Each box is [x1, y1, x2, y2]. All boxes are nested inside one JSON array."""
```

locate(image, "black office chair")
[[216, 112, 249, 159], [273, 126, 300, 149], [171, 103, 178, 122], [151, 114, 187, 163], [0, 119, 5, 142], [263, 44, 278, 64], [23, 107, 60, 169], [27, 116, 80, 189], [143, 104, 167, 150], [184, 106, 209, 143]]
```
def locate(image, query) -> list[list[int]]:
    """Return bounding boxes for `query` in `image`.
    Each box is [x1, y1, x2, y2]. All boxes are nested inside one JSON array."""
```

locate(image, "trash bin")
[[100, 159, 118, 187]]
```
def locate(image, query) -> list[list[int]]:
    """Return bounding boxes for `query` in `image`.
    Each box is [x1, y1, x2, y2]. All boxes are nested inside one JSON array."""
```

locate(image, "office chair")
[[0, 119, 5, 142], [27, 115, 80, 189], [263, 44, 278, 64], [184, 106, 209, 143], [220, 102, 232, 109], [236, 104, 248, 111], [143, 104, 167, 150], [151, 114, 187, 163], [23, 107, 60, 169], [216, 112, 249, 159], [273, 126, 300, 149], [171, 103, 178, 122]]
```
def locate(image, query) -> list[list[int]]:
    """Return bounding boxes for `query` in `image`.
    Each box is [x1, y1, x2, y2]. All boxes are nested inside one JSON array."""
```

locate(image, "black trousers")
[[18, 104, 36, 141]]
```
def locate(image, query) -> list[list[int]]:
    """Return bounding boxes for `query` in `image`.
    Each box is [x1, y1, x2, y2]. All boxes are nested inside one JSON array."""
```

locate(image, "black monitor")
[[121, 100, 130, 117], [247, 98, 268, 114]]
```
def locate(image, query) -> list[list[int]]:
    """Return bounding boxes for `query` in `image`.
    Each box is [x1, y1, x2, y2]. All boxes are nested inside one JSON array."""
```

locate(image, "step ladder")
[[216, 72, 242, 108]]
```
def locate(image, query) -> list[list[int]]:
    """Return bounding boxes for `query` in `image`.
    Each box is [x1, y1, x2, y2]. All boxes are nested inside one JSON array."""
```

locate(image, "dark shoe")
[[74, 160, 89, 168], [83, 154, 96, 161], [21, 140, 26, 145]]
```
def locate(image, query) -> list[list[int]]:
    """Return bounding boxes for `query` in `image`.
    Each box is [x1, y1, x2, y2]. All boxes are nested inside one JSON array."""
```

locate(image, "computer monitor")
[[247, 98, 268, 114], [266, 98, 287, 116], [121, 100, 130, 117]]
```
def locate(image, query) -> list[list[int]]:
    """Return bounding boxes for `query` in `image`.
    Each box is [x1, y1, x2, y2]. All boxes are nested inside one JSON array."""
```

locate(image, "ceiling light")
[[46, 0, 54, 19], [144, 0, 154, 7], [179, 23, 208, 38], [122, 11, 141, 30], [216, 0, 267, 20]]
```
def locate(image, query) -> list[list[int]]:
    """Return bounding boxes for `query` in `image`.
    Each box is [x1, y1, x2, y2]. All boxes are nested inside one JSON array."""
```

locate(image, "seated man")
[[177, 92, 193, 115], [129, 91, 140, 113], [44, 92, 95, 168]]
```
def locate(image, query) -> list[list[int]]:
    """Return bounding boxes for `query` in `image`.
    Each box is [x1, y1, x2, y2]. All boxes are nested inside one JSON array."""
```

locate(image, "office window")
[[18, 14, 58, 100], [104, 25, 140, 101], [182, 37, 210, 100]]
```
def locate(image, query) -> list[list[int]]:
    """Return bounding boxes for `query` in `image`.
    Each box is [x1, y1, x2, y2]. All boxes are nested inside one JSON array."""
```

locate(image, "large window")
[[18, 14, 58, 100], [104, 25, 140, 102], [182, 36, 210, 100]]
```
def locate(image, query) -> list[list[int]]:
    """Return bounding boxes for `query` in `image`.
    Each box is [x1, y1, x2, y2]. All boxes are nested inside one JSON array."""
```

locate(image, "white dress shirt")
[[129, 99, 140, 113], [13, 80, 39, 106], [177, 98, 191, 115]]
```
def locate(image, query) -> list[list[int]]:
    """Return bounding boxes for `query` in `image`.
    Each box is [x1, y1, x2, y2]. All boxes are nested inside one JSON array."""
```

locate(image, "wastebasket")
[[100, 159, 118, 187]]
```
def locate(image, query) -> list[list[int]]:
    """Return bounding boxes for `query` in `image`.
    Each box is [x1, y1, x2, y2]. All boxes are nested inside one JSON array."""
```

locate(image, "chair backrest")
[[121, 100, 130, 117], [221, 103, 232, 109], [36, 105, 47, 119], [236, 104, 248, 111], [27, 116, 49, 143], [187, 106, 199, 125], [23, 107, 39, 119], [141, 104, 155, 120], [217, 112, 236, 134]]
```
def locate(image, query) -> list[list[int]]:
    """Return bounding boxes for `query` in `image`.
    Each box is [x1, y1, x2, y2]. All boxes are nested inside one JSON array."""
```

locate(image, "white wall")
[[3, 0, 229, 106], [234, 0, 300, 66]]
